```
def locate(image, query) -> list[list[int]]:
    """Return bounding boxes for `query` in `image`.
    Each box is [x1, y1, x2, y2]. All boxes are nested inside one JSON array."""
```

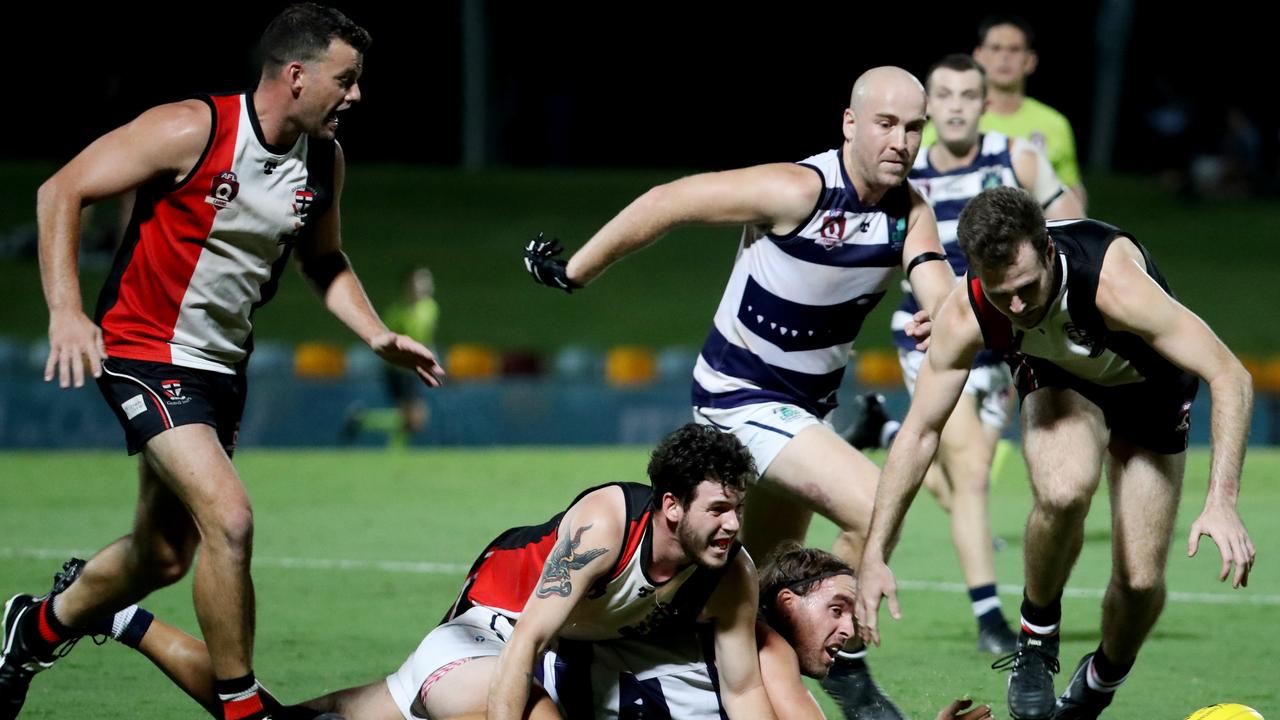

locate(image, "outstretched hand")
[[523, 233, 580, 293], [371, 332, 444, 387], [853, 558, 900, 647], [1188, 502, 1256, 588]]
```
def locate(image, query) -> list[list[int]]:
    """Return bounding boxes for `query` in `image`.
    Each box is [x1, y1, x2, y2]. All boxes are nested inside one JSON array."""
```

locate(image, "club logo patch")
[[292, 186, 317, 220], [816, 211, 847, 249], [160, 379, 191, 405], [205, 171, 240, 209]]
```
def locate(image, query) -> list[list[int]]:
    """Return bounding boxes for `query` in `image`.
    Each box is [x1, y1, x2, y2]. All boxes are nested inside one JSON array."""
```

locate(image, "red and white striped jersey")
[[95, 92, 336, 374], [446, 483, 742, 642]]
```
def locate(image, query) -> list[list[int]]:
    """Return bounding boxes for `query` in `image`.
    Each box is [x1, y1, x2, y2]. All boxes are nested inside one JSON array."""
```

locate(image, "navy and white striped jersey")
[[892, 133, 1016, 351], [692, 148, 912, 417]]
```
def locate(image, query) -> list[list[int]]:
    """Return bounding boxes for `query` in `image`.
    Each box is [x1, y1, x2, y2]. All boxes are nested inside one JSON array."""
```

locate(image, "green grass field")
[[1, 446, 1275, 719], [2, 164, 1279, 356]]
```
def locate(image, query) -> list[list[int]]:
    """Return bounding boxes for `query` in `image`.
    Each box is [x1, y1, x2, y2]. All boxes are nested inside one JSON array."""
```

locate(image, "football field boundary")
[[4, 546, 1274, 607]]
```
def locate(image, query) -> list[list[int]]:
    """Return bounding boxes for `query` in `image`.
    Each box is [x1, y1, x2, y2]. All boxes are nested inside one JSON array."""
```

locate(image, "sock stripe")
[[221, 693, 265, 720], [1019, 616, 1060, 636], [972, 596, 1002, 617], [1086, 659, 1126, 692], [36, 601, 65, 645]]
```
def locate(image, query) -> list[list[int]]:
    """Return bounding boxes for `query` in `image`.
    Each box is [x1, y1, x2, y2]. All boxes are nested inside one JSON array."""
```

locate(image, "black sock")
[[1019, 591, 1062, 635], [19, 597, 79, 656], [1090, 645, 1134, 685]]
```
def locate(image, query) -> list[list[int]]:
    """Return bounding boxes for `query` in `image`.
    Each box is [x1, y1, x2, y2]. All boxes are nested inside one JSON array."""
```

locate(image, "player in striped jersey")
[[52, 545, 995, 720], [525, 66, 957, 719], [37, 425, 775, 720], [886, 54, 1083, 655], [5, 6, 441, 720], [857, 188, 1255, 719]]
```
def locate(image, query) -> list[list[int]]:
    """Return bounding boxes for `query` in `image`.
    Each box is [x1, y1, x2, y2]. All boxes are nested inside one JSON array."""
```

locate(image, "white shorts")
[[898, 349, 1013, 428], [384, 606, 517, 719], [693, 402, 830, 478]]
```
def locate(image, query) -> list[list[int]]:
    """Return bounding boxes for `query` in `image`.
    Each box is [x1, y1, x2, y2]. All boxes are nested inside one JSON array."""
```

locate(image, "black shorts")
[[1011, 356, 1199, 455], [96, 356, 247, 456]]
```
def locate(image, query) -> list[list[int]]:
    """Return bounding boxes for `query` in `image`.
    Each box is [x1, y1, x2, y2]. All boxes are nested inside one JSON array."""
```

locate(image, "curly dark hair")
[[956, 186, 1048, 274], [758, 542, 854, 627], [259, 3, 372, 74], [647, 424, 754, 509]]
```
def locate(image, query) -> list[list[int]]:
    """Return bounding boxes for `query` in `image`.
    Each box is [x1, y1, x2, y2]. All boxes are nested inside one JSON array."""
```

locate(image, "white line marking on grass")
[[5, 547, 1275, 606]]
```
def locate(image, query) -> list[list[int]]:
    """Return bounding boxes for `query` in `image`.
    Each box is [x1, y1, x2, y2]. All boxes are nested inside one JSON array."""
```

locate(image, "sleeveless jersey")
[[447, 482, 742, 642], [692, 148, 912, 417], [893, 133, 1017, 353], [96, 92, 336, 374], [967, 219, 1189, 389]]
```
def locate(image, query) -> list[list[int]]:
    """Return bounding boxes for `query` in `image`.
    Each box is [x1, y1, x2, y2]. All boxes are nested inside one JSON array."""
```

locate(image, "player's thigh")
[[389, 608, 513, 719], [741, 481, 814, 557], [1107, 440, 1185, 586], [142, 424, 249, 529], [1020, 387, 1108, 510], [762, 424, 879, 531], [936, 392, 995, 491], [132, 454, 200, 562]]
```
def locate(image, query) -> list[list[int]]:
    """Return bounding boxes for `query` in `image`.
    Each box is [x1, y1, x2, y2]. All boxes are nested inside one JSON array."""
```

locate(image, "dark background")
[[9, 2, 1274, 174]]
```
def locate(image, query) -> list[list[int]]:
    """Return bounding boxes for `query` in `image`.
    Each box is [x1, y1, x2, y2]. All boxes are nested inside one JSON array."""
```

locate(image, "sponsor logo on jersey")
[[205, 171, 240, 209], [816, 211, 847, 249], [889, 216, 907, 250], [982, 168, 1005, 189], [773, 406, 803, 422]]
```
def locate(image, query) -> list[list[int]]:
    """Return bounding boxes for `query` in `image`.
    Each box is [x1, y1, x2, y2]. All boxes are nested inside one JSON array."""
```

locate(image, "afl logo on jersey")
[[205, 171, 240, 209], [816, 211, 847, 249]]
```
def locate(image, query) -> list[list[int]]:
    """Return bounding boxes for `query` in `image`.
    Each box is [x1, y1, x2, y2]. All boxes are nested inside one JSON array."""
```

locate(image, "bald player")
[[523, 66, 956, 720]]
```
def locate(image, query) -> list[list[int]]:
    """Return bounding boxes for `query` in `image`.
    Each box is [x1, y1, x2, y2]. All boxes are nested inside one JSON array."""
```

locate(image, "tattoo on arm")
[[536, 523, 609, 598]]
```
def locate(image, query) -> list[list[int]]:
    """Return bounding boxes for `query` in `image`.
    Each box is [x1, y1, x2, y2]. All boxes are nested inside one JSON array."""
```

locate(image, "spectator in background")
[[346, 266, 440, 447]]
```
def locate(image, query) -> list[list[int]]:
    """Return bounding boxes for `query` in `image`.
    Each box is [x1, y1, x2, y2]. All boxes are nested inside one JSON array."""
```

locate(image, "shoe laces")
[[991, 645, 1061, 675]]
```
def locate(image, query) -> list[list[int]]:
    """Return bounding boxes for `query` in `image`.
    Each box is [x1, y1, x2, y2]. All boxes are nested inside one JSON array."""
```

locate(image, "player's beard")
[[675, 519, 729, 569]]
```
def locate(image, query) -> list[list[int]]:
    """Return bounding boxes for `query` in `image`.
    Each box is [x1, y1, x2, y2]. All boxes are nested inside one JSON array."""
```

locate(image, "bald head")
[[849, 66, 926, 114], [841, 66, 928, 195]]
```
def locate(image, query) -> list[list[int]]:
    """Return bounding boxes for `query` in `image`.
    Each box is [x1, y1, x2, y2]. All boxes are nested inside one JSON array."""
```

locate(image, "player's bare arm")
[[857, 286, 984, 644], [487, 490, 624, 720], [1010, 138, 1084, 220], [560, 163, 823, 287], [900, 186, 956, 347], [37, 100, 212, 389], [757, 622, 825, 720], [1095, 237, 1256, 588], [702, 551, 777, 720], [297, 142, 442, 386]]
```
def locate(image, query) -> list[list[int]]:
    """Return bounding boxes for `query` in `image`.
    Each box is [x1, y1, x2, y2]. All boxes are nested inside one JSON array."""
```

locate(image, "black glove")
[[523, 233, 580, 293]]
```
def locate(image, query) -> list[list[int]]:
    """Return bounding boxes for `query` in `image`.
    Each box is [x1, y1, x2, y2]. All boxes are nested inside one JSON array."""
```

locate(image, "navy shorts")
[[96, 356, 247, 456], [1011, 356, 1199, 455]]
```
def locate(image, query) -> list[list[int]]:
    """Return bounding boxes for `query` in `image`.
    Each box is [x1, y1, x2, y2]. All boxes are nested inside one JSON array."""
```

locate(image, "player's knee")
[[1113, 568, 1166, 598], [131, 538, 196, 587], [1032, 481, 1093, 519], [205, 504, 255, 558]]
